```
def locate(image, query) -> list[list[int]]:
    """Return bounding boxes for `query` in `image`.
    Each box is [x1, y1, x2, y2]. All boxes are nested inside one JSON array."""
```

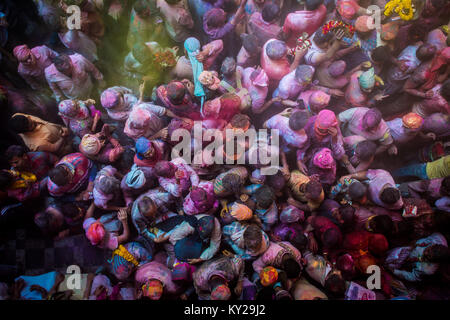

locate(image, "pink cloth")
[[83, 218, 118, 250], [240, 66, 269, 112], [345, 71, 368, 108], [282, 5, 327, 48]]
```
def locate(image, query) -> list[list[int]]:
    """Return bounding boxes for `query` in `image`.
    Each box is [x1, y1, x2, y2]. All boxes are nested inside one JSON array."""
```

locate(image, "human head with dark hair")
[[290, 231, 308, 250], [423, 0, 447, 16], [5, 145, 28, 170], [262, 3, 280, 23], [362, 108, 382, 131], [138, 196, 157, 219], [338, 205, 355, 227], [305, 180, 323, 201], [134, 0, 153, 18], [0, 170, 14, 190], [242, 34, 261, 56], [368, 214, 393, 235], [408, 23, 426, 43], [289, 110, 309, 131], [380, 187, 400, 205], [206, 8, 227, 29], [222, 172, 242, 195], [165, 0, 181, 4], [423, 244, 450, 263], [355, 140, 377, 161], [322, 228, 342, 249], [440, 176, 450, 196], [254, 185, 274, 209], [34, 211, 52, 234], [416, 44, 437, 62], [441, 80, 450, 102], [53, 54, 73, 77], [336, 253, 356, 280], [371, 46, 391, 64], [221, 57, 236, 77], [348, 181, 367, 202], [230, 113, 250, 130], [154, 161, 176, 178], [324, 273, 346, 296], [256, 286, 274, 300], [313, 31, 333, 49], [244, 224, 263, 252], [96, 175, 120, 195], [266, 40, 287, 60], [167, 81, 186, 105], [282, 257, 302, 279], [9, 115, 32, 134], [267, 171, 286, 192], [306, 0, 324, 11], [48, 165, 72, 187]]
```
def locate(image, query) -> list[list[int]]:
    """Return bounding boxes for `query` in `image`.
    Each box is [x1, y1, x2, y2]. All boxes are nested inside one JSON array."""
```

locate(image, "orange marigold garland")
[[154, 47, 179, 69], [322, 20, 355, 38]]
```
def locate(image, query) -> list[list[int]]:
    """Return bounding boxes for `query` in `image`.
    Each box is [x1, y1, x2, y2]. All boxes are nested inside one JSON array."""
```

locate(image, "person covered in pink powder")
[[338, 107, 397, 156], [282, 0, 327, 49], [154, 158, 200, 199], [183, 181, 219, 215]]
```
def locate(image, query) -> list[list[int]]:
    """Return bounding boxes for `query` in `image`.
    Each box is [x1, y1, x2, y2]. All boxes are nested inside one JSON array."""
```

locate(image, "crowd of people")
[[0, 0, 449, 300]]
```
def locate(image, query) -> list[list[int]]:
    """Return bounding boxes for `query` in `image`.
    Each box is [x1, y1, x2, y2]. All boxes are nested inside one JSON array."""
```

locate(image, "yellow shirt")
[[426, 155, 450, 179], [14, 113, 64, 152]]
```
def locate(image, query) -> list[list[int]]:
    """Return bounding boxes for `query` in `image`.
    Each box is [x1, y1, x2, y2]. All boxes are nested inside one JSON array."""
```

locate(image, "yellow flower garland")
[[384, 0, 414, 21], [112, 244, 139, 267]]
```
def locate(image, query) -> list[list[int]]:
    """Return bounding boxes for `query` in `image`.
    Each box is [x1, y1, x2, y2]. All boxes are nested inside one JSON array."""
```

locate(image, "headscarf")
[[260, 266, 278, 287], [211, 284, 231, 300], [313, 148, 335, 169], [358, 67, 375, 90], [314, 109, 338, 139], [142, 279, 163, 300], [86, 222, 105, 245], [126, 164, 147, 189], [230, 202, 253, 221], [328, 60, 346, 77], [13, 44, 31, 62], [402, 113, 423, 129], [309, 91, 331, 112], [80, 134, 102, 156], [58, 100, 90, 120], [184, 37, 205, 112], [355, 16, 375, 33], [101, 89, 121, 109], [135, 137, 154, 160], [280, 205, 305, 224], [197, 215, 214, 240]]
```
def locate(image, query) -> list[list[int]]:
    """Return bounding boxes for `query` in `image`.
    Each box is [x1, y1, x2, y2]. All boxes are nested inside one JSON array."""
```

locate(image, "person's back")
[[282, 0, 327, 48]]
